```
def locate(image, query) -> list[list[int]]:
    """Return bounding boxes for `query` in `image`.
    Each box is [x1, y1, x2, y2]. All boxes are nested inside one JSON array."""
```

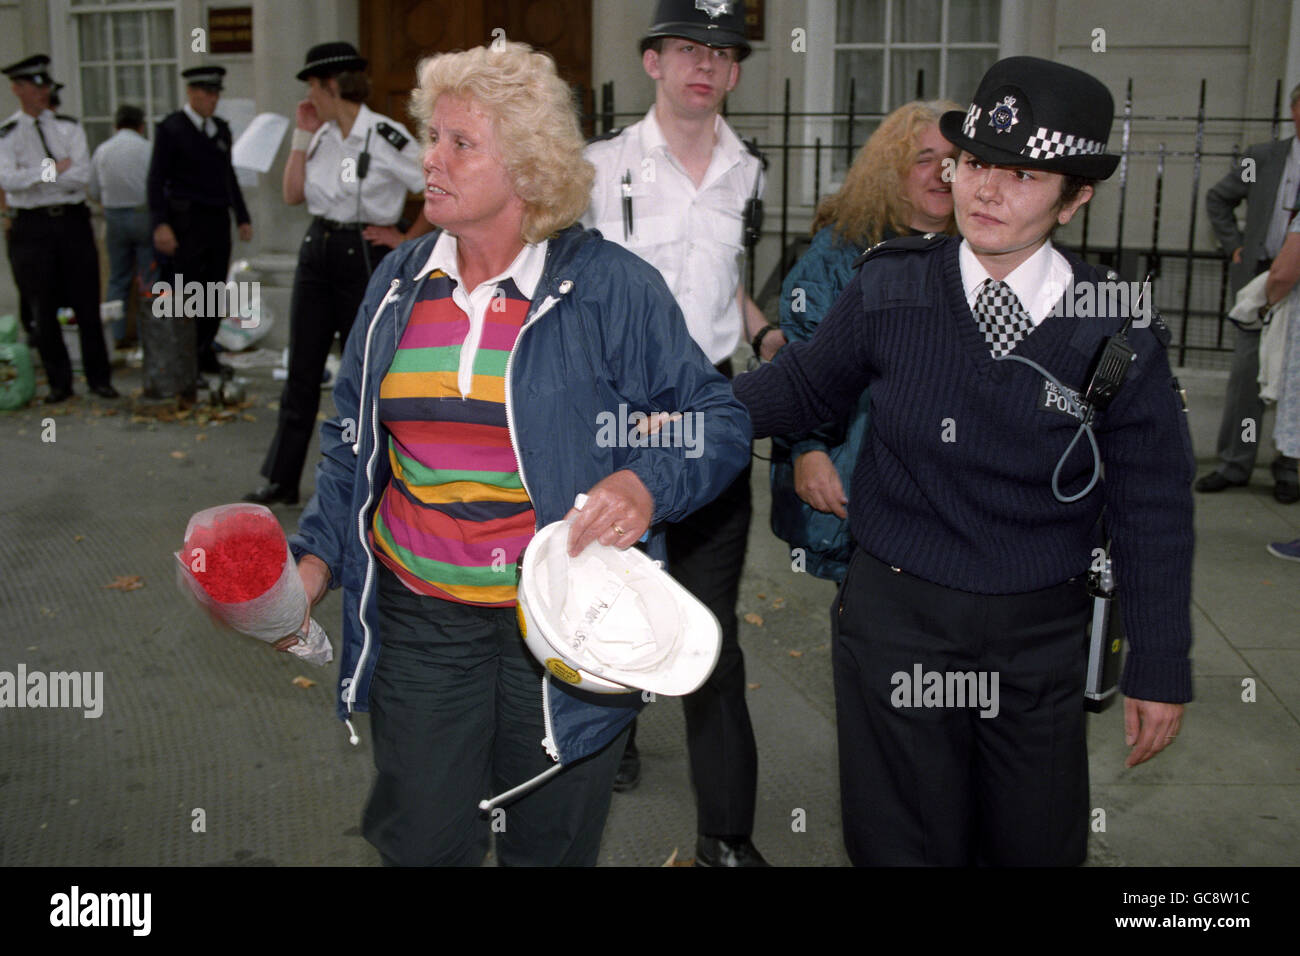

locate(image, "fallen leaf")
[[194, 432, 209, 442], [241, 413, 256, 423], [103, 408, 118, 416], [661, 848, 677, 867], [788, 649, 803, 658], [771, 597, 785, 609], [73, 534, 84, 542], [170, 450, 186, 459], [103, 575, 144, 591], [743, 612, 763, 627], [747, 682, 761, 690], [290, 676, 316, 689], [756, 592, 766, 600]]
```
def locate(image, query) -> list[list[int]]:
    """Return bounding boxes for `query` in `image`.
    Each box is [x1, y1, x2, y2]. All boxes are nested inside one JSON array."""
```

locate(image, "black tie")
[[33, 116, 54, 160]]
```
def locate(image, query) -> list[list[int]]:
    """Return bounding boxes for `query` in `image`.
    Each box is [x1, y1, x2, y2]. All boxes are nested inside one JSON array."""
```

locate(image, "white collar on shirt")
[[18, 108, 55, 127], [418, 230, 548, 300], [959, 238, 1073, 327], [182, 103, 214, 135], [326, 103, 374, 144], [637, 106, 743, 173]]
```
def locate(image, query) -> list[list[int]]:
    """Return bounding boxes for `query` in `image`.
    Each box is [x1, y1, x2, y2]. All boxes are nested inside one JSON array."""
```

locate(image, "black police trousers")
[[166, 201, 233, 372], [8, 203, 111, 393], [260, 219, 389, 492], [833, 549, 1092, 866]]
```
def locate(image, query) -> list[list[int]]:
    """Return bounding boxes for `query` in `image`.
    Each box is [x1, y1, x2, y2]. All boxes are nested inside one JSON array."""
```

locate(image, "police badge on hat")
[[988, 95, 1019, 134], [695, 0, 734, 17]]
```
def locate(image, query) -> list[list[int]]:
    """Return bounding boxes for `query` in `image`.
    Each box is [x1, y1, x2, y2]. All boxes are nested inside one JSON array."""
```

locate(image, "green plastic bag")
[[0, 340, 36, 410], [0, 312, 18, 344]]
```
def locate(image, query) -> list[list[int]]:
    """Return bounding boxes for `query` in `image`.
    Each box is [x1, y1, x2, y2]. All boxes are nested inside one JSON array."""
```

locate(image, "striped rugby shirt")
[[370, 233, 548, 605]]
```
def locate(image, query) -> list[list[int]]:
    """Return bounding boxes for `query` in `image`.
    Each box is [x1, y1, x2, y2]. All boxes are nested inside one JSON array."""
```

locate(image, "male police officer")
[[147, 65, 251, 386], [0, 54, 117, 402], [582, 0, 780, 867]]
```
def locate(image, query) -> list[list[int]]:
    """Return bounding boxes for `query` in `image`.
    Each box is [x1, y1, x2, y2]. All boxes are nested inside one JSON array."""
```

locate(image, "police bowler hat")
[[296, 42, 367, 82], [641, 0, 751, 61], [940, 56, 1120, 180]]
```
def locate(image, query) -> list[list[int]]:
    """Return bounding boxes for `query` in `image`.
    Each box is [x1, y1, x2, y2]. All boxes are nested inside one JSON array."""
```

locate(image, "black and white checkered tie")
[[973, 279, 1034, 357]]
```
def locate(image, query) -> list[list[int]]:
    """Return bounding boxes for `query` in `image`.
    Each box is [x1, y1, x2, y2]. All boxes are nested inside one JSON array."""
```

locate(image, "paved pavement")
[[1, 300, 1297, 867]]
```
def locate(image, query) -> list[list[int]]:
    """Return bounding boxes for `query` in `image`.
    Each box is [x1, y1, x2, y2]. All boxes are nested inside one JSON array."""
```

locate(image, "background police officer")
[[0, 54, 117, 402], [244, 42, 427, 507], [147, 65, 251, 389]]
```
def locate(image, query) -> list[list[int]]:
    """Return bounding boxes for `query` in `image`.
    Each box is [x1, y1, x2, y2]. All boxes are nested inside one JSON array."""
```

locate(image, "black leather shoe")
[[612, 740, 640, 793], [44, 386, 73, 404], [1194, 472, 1248, 493], [243, 483, 299, 506], [695, 836, 770, 867], [90, 384, 120, 399], [1276, 481, 1300, 505]]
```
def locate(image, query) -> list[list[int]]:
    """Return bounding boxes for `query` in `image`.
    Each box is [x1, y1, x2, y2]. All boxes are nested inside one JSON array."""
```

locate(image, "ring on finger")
[[612, 524, 627, 536]]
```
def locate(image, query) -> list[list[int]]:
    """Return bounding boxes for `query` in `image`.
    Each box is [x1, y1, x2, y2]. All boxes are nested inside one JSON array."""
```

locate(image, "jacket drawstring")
[[477, 764, 565, 814]]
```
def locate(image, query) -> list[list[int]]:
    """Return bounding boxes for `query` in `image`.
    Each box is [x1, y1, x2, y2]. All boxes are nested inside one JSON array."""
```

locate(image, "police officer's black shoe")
[[243, 483, 299, 506], [612, 739, 641, 792], [90, 384, 120, 399], [695, 836, 770, 867], [44, 386, 73, 404], [1276, 480, 1300, 505]]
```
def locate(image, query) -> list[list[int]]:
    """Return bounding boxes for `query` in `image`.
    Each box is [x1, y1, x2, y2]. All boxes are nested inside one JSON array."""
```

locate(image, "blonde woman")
[[287, 42, 751, 866], [771, 101, 958, 582]]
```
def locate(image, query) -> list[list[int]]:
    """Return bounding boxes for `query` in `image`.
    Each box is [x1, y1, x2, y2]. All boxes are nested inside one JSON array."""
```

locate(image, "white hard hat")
[[516, 504, 721, 696]]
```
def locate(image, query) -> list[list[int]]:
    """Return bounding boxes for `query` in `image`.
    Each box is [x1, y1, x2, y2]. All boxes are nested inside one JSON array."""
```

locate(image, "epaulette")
[[374, 121, 409, 151], [585, 126, 624, 146], [54, 114, 79, 124], [852, 232, 945, 269], [743, 136, 767, 170], [0, 119, 16, 138]]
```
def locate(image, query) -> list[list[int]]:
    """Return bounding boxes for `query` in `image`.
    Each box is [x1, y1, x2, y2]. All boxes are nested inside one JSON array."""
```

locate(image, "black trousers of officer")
[[833, 550, 1092, 866], [167, 201, 233, 372], [666, 453, 759, 839], [261, 219, 389, 492], [8, 204, 111, 393]]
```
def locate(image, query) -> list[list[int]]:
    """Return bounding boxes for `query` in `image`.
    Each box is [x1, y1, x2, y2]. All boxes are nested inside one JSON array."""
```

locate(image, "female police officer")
[[734, 57, 1194, 866], [246, 42, 429, 506]]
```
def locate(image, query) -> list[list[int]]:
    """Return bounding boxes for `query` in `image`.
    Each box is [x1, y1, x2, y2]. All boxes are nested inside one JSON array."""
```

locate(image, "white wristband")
[[291, 128, 313, 152]]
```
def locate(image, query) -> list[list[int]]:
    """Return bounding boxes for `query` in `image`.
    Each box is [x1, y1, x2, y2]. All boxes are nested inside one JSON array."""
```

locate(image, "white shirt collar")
[[638, 106, 743, 174], [182, 104, 209, 133], [19, 108, 53, 125], [959, 238, 1073, 327], [336, 103, 375, 144], [418, 230, 548, 300]]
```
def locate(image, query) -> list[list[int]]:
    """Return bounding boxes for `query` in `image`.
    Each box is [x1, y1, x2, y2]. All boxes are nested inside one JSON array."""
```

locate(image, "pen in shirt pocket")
[[621, 169, 633, 240]]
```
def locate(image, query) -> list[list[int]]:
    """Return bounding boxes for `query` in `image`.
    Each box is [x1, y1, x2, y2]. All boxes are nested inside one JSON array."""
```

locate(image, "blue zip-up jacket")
[[288, 224, 752, 802]]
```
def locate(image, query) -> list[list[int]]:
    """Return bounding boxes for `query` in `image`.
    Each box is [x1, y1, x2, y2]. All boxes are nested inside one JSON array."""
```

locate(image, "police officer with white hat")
[[0, 54, 117, 402], [245, 42, 428, 507]]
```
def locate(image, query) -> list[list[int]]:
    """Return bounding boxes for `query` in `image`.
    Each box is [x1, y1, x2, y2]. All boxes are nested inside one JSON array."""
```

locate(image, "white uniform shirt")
[[583, 107, 764, 365], [88, 127, 151, 208], [303, 103, 425, 224], [0, 108, 91, 207], [960, 238, 1074, 327], [182, 103, 217, 139]]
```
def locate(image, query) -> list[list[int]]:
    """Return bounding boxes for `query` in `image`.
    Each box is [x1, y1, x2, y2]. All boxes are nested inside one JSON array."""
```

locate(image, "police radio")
[[1085, 547, 1124, 712]]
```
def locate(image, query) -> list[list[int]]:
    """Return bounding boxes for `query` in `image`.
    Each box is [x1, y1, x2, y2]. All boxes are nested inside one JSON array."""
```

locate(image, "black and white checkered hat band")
[[1022, 127, 1106, 159], [962, 104, 982, 138], [303, 55, 359, 71]]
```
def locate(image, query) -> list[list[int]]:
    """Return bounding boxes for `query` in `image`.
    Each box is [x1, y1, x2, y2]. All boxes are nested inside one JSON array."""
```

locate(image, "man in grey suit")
[[1198, 84, 1300, 504]]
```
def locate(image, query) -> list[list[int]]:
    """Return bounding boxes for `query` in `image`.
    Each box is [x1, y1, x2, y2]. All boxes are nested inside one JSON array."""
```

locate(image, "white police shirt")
[[959, 238, 1074, 327], [583, 107, 763, 365], [88, 127, 151, 208], [0, 108, 91, 207], [302, 103, 425, 225]]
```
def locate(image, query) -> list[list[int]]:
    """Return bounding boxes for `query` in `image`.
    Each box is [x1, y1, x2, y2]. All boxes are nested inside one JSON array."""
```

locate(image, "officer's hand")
[[54, 158, 72, 175], [759, 327, 787, 362], [564, 469, 653, 557], [153, 224, 178, 256], [362, 224, 403, 249], [794, 450, 848, 518], [238, 223, 253, 242], [295, 100, 321, 133], [1123, 697, 1184, 767], [1231, 246, 1243, 265]]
